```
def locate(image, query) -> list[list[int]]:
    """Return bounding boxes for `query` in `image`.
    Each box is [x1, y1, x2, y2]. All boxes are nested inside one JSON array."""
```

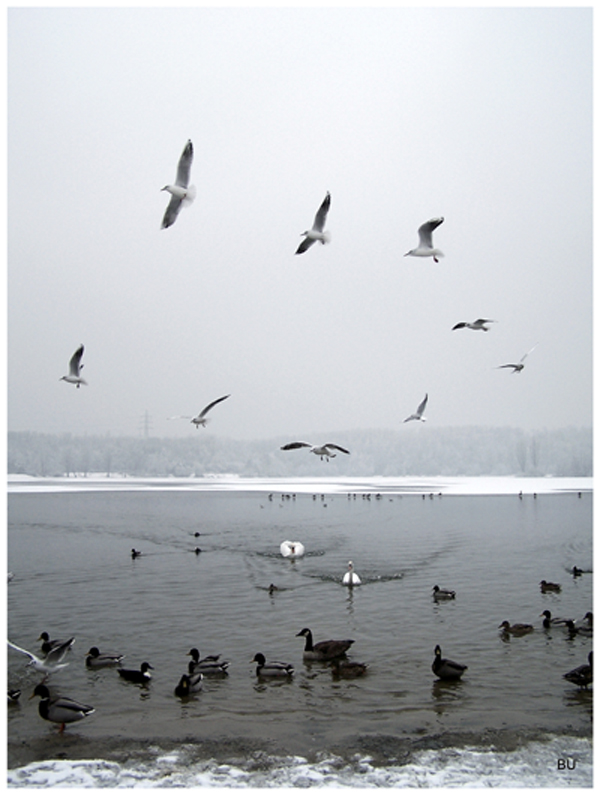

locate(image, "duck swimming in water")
[[30, 683, 95, 732], [118, 661, 153, 685], [330, 659, 368, 678], [85, 646, 124, 668], [296, 628, 354, 661], [563, 652, 593, 689], [251, 653, 294, 677], [174, 671, 203, 698], [539, 580, 561, 593], [38, 632, 75, 657], [187, 648, 229, 675], [432, 585, 456, 600], [499, 620, 534, 636], [432, 645, 467, 680]]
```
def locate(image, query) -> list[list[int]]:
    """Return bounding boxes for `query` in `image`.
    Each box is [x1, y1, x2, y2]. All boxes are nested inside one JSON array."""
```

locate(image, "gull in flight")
[[497, 344, 538, 373], [404, 393, 428, 423], [295, 192, 331, 254], [8, 639, 71, 675], [169, 395, 230, 429], [60, 344, 87, 388], [452, 318, 497, 332], [161, 139, 196, 229], [404, 217, 444, 262], [280, 442, 350, 461]]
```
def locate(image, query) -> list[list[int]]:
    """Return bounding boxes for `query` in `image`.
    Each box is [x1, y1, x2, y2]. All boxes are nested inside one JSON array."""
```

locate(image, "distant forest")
[[7, 426, 592, 478]]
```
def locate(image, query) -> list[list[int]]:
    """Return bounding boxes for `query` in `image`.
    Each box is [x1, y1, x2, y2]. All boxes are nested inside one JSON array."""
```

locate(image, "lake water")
[[6, 475, 593, 787]]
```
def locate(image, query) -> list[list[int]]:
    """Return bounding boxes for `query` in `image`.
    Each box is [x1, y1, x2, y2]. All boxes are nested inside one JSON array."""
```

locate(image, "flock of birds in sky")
[[56, 139, 541, 451]]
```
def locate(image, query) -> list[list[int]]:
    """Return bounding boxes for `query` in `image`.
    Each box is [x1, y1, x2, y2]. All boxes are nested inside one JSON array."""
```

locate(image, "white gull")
[[161, 139, 196, 229]]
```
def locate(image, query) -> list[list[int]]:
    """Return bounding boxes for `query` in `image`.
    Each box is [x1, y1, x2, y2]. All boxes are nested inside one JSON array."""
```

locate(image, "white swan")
[[60, 344, 87, 388], [404, 217, 444, 262], [403, 393, 428, 423], [342, 561, 361, 586], [161, 139, 196, 229], [295, 192, 331, 254], [280, 442, 350, 461], [280, 540, 305, 558]]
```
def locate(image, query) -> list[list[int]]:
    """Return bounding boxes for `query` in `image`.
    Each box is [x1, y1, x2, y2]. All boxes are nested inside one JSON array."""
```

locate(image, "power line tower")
[[140, 410, 152, 439]]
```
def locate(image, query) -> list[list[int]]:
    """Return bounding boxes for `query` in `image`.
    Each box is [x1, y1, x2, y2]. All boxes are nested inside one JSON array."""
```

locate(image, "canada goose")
[[296, 628, 354, 661]]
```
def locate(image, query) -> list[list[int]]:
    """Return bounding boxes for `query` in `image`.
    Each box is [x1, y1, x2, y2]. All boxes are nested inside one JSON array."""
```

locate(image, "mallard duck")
[[563, 652, 593, 689], [174, 671, 203, 697], [7, 688, 21, 703], [8, 639, 70, 674], [296, 628, 354, 661], [280, 541, 305, 558], [432, 585, 456, 600], [576, 612, 593, 634], [187, 648, 229, 675], [85, 646, 124, 668], [540, 610, 571, 629], [30, 683, 94, 732], [251, 653, 294, 677], [342, 561, 361, 587], [118, 661, 153, 684], [499, 620, 534, 636], [432, 645, 467, 680], [539, 580, 561, 593], [330, 659, 368, 677], [38, 632, 75, 657]]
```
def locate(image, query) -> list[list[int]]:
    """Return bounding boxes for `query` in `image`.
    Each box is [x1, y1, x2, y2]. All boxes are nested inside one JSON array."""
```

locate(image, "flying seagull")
[[295, 192, 331, 254], [452, 318, 497, 332], [7, 639, 71, 675], [404, 393, 428, 423], [169, 395, 230, 429], [60, 344, 87, 388], [161, 139, 196, 229], [280, 442, 350, 461], [497, 344, 538, 373], [404, 217, 444, 262]]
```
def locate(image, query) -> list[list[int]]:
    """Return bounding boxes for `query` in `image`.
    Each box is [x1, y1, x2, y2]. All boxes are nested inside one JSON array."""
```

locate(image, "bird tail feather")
[[183, 185, 197, 205]]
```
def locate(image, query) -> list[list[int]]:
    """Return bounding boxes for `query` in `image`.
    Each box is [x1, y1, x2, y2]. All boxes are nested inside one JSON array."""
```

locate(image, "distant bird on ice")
[[452, 318, 497, 332], [161, 139, 196, 229], [404, 394, 428, 423], [404, 217, 444, 262], [496, 344, 538, 373], [169, 395, 230, 429], [280, 442, 350, 461], [295, 192, 331, 254], [60, 344, 87, 388]]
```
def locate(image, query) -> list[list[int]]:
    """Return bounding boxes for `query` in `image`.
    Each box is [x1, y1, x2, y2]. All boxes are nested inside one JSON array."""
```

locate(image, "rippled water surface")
[[6, 477, 593, 785]]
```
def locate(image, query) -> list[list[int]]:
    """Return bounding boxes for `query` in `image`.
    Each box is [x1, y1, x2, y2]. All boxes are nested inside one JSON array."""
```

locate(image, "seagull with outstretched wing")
[[404, 393, 428, 423], [60, 344, 87, 388], [280, 441, 349, 461], [497, 344, 538, 373], [295, 192, 331, 254], [161, 139, 196, 229], [169, 394, 230, 429], [404, 218, 444, 262], [452, 318, 496, 332]]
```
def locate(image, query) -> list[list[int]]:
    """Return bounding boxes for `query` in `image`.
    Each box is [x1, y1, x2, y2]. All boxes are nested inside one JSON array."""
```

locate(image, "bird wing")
[[497, 364, 516, 370], [452, 322, 466, 330], [417, 217, 443, 247], [281, 442, 312, 451], [312, 192, 331, 232], [45, 638, 74, 664], [324, 444, 350, 455], [520, 343, 539, 363], [416, 393, 428, 416], [69, 345, 84, 376], [295, 237, 316, 254], [8, 640, 38, 663], [175, 140, 193, 187], [198, 394, 230, 420], [161, 194, 184, 229], [475, 318, 495, 326]]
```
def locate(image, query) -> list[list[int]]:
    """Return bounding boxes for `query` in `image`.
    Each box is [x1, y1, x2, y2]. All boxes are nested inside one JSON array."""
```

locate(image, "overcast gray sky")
[[7, 6, 592, 441]]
